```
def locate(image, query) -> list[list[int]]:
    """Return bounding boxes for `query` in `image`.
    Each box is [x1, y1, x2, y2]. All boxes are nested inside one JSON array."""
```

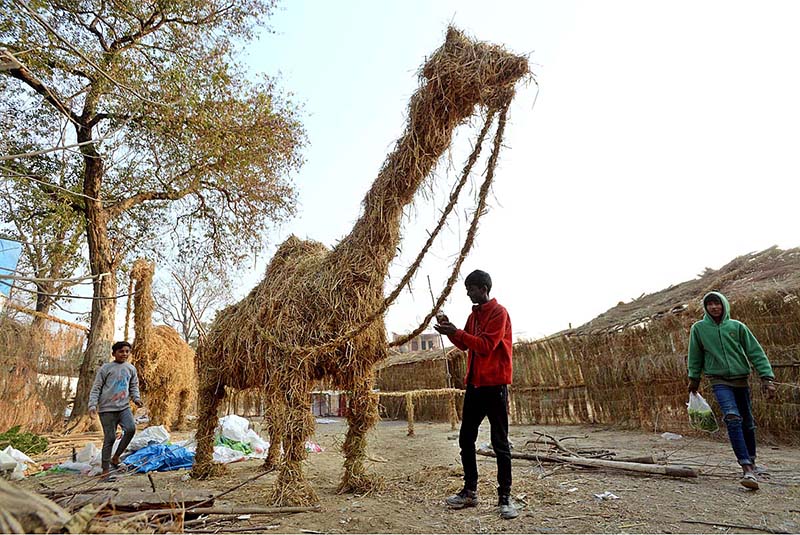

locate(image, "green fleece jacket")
[[687, 291, 774, 380]]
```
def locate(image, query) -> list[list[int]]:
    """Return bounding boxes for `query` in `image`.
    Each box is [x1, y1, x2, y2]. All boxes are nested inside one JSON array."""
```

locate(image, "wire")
[[0, 271, 109, 284], [0, 234, 81, 247], [0, 279, 139, 300], [1, 164, 115, 203]]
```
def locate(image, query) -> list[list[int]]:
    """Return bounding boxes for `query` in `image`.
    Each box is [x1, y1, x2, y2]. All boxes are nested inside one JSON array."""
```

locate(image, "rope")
[[254, 102, 510, 358], [123, 276, 134, 342], [390, 100, 511, 347]]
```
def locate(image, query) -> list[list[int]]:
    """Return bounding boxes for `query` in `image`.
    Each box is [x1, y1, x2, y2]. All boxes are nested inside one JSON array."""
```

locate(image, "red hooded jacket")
[[448, 298, 513, 387]]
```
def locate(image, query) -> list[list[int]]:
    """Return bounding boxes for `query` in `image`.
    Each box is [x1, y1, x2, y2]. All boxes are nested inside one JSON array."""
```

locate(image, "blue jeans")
[[711, 384, 756, 466]]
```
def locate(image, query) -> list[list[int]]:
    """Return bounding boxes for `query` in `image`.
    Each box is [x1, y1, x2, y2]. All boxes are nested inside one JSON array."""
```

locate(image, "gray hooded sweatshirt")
[[88, 361, 141, 413]]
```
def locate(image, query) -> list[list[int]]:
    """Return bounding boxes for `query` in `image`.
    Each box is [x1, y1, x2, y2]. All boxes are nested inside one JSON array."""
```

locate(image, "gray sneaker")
[[740, 472, 759, 490], [446, 488, 478, 509], [498, 495, 519, 519]]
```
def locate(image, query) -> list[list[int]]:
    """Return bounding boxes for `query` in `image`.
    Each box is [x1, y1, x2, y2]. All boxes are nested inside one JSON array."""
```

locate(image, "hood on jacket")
[[702, 291, 731, 323]]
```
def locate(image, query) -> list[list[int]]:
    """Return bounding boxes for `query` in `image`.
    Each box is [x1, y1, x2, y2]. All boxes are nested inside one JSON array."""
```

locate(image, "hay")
[[0, 316, 57, 432], [405, 393, 415, 437], [130, 259, 197, 430], [448, 393, 458, 430], [191, 26, 528, 505]]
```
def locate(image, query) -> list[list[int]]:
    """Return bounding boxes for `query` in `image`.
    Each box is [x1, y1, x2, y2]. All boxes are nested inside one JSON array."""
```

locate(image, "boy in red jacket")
[[435, 270, 517, 520]]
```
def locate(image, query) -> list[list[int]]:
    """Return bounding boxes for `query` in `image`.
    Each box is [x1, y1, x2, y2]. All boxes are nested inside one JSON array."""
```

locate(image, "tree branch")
[[1, 49, 80, 125], [105, 178, 201, 219]]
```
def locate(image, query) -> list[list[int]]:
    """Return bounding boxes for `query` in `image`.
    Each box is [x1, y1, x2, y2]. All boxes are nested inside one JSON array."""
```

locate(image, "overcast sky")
[[224, 0, 799, 341]]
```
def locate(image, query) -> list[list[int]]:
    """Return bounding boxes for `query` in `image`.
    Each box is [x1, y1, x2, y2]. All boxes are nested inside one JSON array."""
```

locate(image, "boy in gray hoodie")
[[88, 341, 143, 475]]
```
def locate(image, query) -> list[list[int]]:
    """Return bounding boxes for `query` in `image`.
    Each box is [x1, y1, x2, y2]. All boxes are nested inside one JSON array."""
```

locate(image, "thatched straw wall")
[[375, 291, 799, 443], [375, 349, 464, 421], [511, 294, 800, 442]]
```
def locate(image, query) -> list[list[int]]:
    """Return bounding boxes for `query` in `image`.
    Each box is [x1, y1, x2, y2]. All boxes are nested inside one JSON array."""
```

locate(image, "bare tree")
[[153, 252, 234, 345]]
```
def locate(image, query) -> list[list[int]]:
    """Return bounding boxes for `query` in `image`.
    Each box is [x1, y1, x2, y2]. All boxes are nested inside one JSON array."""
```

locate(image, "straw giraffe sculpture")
[[191, 27, 528, 505], [129, 259, 196, 430]]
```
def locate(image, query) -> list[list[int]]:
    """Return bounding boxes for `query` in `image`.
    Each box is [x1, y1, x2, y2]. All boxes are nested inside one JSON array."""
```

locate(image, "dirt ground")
[[23, 418, 800, 534]]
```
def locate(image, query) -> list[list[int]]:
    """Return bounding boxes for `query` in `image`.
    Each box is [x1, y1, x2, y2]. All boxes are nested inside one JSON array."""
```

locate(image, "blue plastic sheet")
[[122, 444, 194, 473]]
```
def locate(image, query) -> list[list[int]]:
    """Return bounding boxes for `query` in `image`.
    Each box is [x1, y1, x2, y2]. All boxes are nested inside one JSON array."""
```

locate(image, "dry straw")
[[130, 259, 197, 430], [191, 26, 529, 505]]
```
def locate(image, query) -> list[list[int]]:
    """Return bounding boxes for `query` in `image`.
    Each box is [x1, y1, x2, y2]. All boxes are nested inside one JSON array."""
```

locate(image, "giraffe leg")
[[145, 383, 171, 430], [270, 379, 317, 505], [172, 390, 190, 431], [261, 402, 283, 471], [191, 381, 226, 479], [338, 372, 384, 494]]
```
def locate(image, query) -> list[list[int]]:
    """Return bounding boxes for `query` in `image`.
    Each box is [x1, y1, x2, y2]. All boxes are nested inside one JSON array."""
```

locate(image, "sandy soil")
[[23, 418, 800, 533]]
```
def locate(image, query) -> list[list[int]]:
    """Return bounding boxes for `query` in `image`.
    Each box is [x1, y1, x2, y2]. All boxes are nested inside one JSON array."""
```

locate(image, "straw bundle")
[[191, 27, 528, 505], [0, 316, 54, 432], [130, 259, 197, 430]]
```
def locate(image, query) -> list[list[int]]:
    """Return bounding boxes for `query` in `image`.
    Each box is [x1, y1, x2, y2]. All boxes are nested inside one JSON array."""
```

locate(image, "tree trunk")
[[69, 125, 117, 422], [31, 280, 55, 331]]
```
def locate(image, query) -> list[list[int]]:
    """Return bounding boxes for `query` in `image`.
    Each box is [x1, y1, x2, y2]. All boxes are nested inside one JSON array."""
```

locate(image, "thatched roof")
[[376, 346, 461, 370], [570, 246, 800, 336]]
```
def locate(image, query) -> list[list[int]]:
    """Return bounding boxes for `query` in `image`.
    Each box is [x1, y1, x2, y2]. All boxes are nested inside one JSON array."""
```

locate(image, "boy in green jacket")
[[687, 291, 776, 489]]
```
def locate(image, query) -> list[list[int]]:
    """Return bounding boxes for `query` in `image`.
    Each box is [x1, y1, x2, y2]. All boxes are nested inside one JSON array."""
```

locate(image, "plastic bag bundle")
[[687, 392, 719, 432]]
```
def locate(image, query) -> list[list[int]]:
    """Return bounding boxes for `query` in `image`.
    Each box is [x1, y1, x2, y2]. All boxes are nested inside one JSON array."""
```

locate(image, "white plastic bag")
[[2, 446, 34, 465], [213, 445, 245, 464], [75, 443, 100, 465], [0, 450, 17, 471], [244, 429, 269, 456], [687, 392, 719, 432], [218, 415, 251, 443], [127, 425, 170, 452]]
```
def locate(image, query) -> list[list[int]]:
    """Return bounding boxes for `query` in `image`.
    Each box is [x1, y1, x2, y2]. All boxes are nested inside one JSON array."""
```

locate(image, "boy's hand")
[[687, 378, 700, 393], [88, 408, 97, 419], [434, 321, 457, 337], [761, 379, 776, 400]]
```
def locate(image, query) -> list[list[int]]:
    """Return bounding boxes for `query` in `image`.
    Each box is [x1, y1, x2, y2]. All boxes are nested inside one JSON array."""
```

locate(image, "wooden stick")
[[527, 430, 579, 456], [187, 467, 275, 511], [185, 526, 280, 534], [680, 520, 790, 534], [477, 450, 697, 478], [112, 506, 318, 520], [183, 514, 241, 528]]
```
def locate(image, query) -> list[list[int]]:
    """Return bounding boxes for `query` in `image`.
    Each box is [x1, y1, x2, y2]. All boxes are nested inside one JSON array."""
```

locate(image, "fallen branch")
[[185, 525, 280, 533], [680, 520, 790, 534], [187, 467, 275, 511], [112, 506, 318, 520], [478, 450, 697, 478], [526, 431, 579, 456]]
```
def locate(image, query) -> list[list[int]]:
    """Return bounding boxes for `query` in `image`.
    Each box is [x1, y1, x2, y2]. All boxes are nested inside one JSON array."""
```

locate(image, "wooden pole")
[[477, 450, 697, 478]]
